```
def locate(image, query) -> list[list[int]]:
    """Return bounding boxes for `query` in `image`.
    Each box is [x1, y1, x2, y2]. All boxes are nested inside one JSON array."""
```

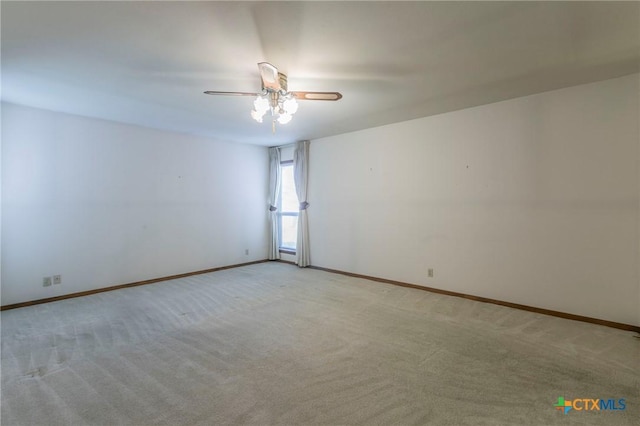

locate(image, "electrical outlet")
[[245, 249, 249, 255], [43, 277, 52, 287], [428, 268, 434, 278], [53, 275, 62, 285]]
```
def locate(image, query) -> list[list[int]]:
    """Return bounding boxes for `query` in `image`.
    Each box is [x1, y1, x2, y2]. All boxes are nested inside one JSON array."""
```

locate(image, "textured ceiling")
[[2, 1, 639, 146]]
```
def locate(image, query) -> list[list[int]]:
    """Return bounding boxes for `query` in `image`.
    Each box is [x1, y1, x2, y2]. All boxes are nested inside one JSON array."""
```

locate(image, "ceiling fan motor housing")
[[278, 73, 288, 93]]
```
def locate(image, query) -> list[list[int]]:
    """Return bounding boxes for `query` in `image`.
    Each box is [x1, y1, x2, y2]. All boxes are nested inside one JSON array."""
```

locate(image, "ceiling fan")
[[205, 62, 342, 133]]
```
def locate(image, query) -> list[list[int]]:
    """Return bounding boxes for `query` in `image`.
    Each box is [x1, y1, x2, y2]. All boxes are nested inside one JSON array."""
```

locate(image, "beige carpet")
[[1, 262, 638, 425]]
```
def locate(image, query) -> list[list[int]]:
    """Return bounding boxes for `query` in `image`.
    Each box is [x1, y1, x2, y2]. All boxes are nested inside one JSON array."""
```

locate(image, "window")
[[278, 161, 299, 252]]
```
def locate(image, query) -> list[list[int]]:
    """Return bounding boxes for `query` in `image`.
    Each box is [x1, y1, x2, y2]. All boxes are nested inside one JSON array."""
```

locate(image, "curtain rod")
[[268, 140, 310, 149]]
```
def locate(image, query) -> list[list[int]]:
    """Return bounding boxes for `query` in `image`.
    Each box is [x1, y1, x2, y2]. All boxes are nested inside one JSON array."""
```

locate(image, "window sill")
[[279, 249, 296, 255]]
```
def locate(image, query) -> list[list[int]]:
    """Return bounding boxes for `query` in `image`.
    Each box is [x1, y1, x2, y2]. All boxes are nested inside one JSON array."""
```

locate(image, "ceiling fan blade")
[[204, 91, 260, 97], [291, 91, 343, 101], [258, 62, 283, 91]]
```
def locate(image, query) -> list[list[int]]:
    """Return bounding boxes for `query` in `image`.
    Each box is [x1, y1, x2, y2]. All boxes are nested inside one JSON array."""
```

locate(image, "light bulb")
[[277, 113, 292, 124]]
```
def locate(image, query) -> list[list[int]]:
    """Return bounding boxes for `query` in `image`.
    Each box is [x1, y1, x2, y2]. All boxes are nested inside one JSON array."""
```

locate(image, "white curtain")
[[268, 147, 281, 260], [293, 140, 310, 267]]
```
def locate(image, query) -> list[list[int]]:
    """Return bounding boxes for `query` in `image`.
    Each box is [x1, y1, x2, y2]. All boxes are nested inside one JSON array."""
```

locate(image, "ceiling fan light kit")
[[205, 62, 342, 134], [251, 90, 298, 126]]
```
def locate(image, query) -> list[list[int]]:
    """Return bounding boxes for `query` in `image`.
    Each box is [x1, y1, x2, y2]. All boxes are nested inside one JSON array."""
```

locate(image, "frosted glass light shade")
[[277, 113, 292, 124], [282, 97, 298, 115], [251, 109, 265, 123], [254, 96, 270, 113]]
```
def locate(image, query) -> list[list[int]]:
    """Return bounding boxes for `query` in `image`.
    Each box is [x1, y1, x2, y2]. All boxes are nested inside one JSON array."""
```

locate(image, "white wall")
[[1, 103, 269, 306], [309, 74, 639, 326]]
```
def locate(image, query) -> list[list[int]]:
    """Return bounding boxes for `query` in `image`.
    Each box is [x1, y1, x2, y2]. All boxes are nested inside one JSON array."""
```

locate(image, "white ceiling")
[[2, 1, 639, 146]]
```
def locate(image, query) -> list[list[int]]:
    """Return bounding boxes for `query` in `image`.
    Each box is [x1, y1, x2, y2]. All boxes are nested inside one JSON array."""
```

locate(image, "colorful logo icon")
[[555, 397, 572, 414]]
